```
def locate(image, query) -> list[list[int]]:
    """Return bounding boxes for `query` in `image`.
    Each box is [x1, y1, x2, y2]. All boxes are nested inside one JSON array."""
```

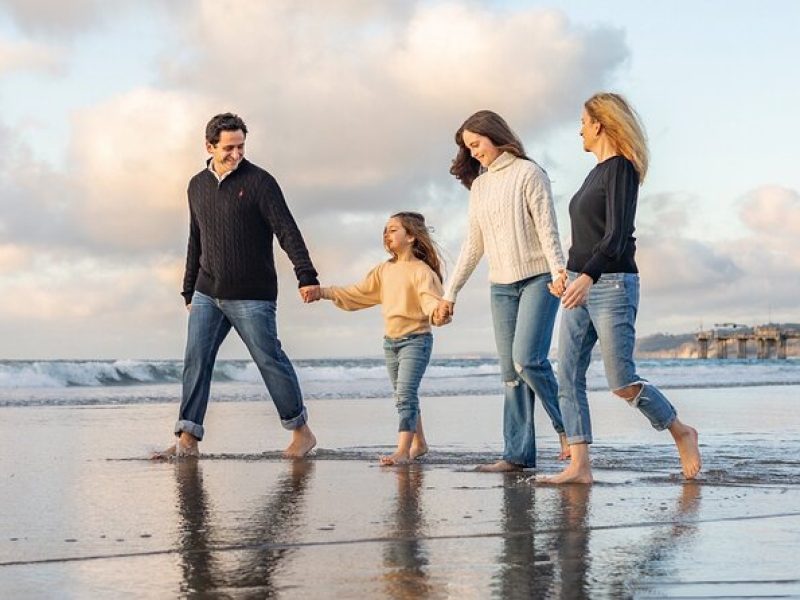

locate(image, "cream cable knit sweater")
[[444, 152, 565, 302]]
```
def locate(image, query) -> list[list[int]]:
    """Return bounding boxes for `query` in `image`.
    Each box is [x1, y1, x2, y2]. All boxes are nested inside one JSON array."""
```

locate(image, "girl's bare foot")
[[475, 460, 523, 473], [409, 441, 428, 460], [284, 425, 317, 458], [670, 421, 701, 479], [380, 451, 412, 466], [558, 433, 571, 460]]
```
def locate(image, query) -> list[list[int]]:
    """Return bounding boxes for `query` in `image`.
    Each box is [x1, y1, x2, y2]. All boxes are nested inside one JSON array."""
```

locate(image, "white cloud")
[[157, 1, 628, 197], [632, 187, 800, 334], [0, 0, 117, 35], [0, 38, 63, 74], [739, 185, 800, 240], [67, 88, 216, 251]]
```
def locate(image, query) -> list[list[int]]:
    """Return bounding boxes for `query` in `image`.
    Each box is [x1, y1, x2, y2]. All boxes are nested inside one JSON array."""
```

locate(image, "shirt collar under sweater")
[[487, 151, 517, 173], [206, 158, 242, 183]]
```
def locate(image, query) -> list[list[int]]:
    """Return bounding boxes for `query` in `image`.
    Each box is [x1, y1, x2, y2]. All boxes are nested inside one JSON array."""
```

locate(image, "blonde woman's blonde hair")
[[585, 93, 649, 184]]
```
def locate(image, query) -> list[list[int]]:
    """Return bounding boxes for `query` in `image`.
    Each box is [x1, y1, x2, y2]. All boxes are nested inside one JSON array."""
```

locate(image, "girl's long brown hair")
[[386, 212, 444, 283], [450, 110, 530, 189]]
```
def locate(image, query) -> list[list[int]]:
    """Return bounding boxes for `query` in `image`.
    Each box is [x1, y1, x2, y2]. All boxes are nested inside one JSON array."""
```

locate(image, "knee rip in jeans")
[[504, 376, 521, 388], [613, 381, 646, 407]]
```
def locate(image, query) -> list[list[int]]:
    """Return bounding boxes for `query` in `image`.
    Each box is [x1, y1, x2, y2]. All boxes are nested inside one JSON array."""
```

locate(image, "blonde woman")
[[541, 93, 701, 484]]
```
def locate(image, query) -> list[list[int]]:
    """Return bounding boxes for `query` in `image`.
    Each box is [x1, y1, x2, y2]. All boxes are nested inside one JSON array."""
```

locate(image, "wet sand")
[[1, 386, 799, 597]]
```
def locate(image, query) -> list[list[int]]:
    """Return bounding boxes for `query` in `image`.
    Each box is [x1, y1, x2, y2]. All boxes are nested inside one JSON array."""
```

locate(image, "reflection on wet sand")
[[381, 465, 441, 599], [610, 482, 702, 595], [554, 485, 592, 599], [493, 477, 591, 599], [174, 459, 315, 597], [174, 460, 215, 596]]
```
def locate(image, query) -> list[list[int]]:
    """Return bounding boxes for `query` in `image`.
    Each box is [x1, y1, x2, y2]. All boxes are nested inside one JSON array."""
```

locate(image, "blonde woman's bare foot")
[[151, 438, 199, 460], [558, 433, 571, 460], [475, 460, 523, 473], [284, 425, 317, 458], [409, 442, 428, 460], [380, 451, 412, 466], [672, 423, 701, 479], [536, 463, 593, 485]]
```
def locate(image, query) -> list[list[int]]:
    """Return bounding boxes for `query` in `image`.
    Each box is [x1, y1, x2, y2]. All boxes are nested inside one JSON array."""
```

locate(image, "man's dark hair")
[[205, 113, 248, 145]]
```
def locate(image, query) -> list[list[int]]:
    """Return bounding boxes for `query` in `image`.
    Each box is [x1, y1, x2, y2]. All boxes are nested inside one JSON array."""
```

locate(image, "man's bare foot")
[[409, 442, 428, 460], [475, 460, 524, 473], [558, 433, 571, 460], [151, 438, 199, 460], [380, 451, 412, 466], [283, 424, 317, 458], [671, 422, 701, 479]]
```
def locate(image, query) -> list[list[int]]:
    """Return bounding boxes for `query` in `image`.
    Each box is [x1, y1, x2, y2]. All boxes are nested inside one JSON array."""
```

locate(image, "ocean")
[[1, 357, 799, 407]]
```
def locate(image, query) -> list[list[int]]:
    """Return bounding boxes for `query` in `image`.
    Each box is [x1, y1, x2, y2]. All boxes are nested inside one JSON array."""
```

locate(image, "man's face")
[[206, 129, 245, 176]]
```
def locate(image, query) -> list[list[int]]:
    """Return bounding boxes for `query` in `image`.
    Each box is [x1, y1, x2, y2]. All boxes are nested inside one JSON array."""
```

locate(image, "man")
[[156, 113, 320, 459]]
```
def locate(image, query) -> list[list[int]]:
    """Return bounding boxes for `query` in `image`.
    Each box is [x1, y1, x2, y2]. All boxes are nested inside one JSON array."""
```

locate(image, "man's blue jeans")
[[383, 332, 433, 432], [175, 291, 308, 440], [558, 272, 677, 445], [490, 273, 563, 468]]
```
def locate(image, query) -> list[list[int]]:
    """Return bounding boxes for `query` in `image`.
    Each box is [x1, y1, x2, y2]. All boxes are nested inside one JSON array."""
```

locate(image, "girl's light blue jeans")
[[490, 273, 563, 468], [558, 272, 677, 445], [383, 332, 433, 432], [176, 291, 308, 441]]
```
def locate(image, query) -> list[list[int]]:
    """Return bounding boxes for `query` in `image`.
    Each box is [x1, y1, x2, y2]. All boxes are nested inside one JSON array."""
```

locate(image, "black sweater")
[[181, 159, 319, 303], [567, 156, 639, 282]]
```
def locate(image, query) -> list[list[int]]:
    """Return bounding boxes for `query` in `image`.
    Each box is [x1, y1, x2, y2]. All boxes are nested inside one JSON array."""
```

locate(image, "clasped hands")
[[548, 270, 593, 309], [433, 299, 454, 327], [299, 285, 321, 303]]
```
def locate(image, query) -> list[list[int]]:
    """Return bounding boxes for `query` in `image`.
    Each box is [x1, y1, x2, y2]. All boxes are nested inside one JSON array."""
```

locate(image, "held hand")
[[432, 308, 452, 327], [547, 269, 567, 298], [186, 303, 191, 312], [299, 285, 322, 303], [561, 274, 593, 309], [436, 299, 455, 320]]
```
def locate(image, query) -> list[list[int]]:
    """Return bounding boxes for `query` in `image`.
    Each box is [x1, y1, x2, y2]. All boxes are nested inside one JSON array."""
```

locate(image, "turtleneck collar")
[[487, 151, 517, 173]]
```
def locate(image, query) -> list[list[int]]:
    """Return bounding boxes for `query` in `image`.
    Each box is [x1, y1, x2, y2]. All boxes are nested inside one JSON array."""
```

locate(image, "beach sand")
[[1, 386, 799, 598]]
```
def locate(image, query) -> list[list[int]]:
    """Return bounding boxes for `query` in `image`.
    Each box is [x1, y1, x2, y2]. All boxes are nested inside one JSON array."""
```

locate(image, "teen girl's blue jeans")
[[557, 272, 677, 445], [383, 332, 433, 432], [490, 273, 563, 468], [175, 291, 308, 441]]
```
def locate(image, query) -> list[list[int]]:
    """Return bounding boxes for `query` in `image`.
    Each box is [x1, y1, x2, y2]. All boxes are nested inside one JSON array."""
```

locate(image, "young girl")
[[319, 212, 445, 465]]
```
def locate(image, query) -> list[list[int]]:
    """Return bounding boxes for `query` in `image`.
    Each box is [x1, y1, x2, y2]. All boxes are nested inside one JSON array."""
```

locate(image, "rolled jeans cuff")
[[566, 435, 592, 446], [175, 419, 204, 441], [397, 412, 419, 433], [281, 406, 308, 430]]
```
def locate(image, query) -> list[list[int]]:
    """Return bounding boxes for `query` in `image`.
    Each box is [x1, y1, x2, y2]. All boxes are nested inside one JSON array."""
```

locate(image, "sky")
[[1, 0, 798, 359]]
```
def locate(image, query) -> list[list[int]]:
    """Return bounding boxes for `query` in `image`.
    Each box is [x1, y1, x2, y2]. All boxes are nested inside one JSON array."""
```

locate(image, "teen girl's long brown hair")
[[386, 212, 444, 283], [450, 110, 530, 190]]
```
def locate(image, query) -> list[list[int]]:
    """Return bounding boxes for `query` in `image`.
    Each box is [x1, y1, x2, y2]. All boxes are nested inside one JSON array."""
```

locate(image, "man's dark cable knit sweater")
[[181, 159, 319, 304]]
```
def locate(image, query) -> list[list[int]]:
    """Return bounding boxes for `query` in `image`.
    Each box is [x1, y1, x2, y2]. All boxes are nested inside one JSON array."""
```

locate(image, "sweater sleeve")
[[258, 175, 320, 287], [417, 268, 445, 321], [525, 166, 566, 281], [581, 159, 639, 282], [321, 264, 382, 311], [181, 194, 201, 305], [443, 197, 484, 302]]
